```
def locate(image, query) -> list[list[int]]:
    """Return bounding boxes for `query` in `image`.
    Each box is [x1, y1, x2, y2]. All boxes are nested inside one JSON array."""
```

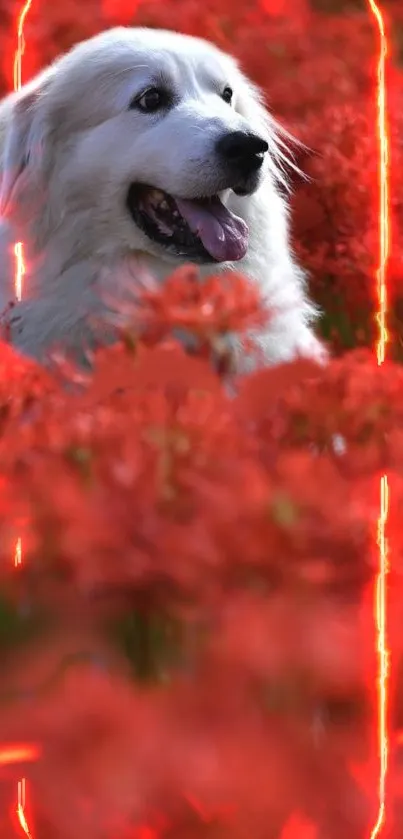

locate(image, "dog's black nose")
[[216, 131, 268, 174]]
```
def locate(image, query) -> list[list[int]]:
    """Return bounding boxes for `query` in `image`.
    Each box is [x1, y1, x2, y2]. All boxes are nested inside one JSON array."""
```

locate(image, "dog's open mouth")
[[127, 184, 249, 263]]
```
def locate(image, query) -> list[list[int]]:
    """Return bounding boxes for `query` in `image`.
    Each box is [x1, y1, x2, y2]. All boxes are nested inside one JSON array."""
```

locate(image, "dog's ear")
[[0, 83, 49, 217]]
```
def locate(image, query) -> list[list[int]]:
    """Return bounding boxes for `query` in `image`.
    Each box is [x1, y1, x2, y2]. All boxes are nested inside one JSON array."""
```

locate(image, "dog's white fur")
[[0, 26, 326, 370]]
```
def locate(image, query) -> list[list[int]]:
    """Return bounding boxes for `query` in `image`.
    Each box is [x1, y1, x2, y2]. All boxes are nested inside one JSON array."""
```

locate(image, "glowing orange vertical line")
[[13, 0, 32, 303], [14, 535, 22, 567], [16, 778, 32, 839], [12, 4, 34, 837], [366, 2, 390, 838], [12, 0, 32, 557], [14, 241, 25, 303], [14, 0, 33, 94], [13, 1, 32, 561]]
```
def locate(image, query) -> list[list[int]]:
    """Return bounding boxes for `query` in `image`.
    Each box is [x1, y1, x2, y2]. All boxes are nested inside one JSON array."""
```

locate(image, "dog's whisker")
[[273, 143, 308, 177], [268, 129, 310, 187]]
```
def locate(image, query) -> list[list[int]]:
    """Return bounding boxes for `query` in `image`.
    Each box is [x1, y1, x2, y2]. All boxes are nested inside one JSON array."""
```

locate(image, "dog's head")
[[0, 27, 286, 267]]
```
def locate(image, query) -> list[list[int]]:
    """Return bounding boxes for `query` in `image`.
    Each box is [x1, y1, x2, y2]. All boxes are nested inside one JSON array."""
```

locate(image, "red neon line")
[[371, 474, 389, 838], [369, 0, 390, 368], [366, 1, 391, 837], [0, 745, 39, 767], [14, 242, 25, 303], [13, 1, 32, 305], [11, 5, 35, 838], [13, 0, 33, 94], [14, 535, 22, 567], [16, 778, 33, 839]]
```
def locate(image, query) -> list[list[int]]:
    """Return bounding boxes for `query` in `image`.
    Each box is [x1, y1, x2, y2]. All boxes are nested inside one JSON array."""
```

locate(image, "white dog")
[[0, 27, 326, 370]]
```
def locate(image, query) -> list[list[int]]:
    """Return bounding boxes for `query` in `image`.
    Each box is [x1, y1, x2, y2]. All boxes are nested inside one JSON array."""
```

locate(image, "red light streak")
[[371, 475, 389, 838], [14, 243, 25, 303], [13, 1, 31, 569], [368, 0, 390, 369], [16, 778, 33, 839], [12, 4, 34, 837], [14, 535, 22, 567], [0, 745, 39, 767], [13, 1, 32, 304], [13, 0, 33, 94], [366, 1, 391, 837]]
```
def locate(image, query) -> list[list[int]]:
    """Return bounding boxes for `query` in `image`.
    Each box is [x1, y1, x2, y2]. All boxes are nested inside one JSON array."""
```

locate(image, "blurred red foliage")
[[0, 0, 403, 837], [0, 268, 402, 837]]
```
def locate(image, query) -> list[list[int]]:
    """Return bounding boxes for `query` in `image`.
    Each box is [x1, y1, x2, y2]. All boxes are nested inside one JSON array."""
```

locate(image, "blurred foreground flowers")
[[0, 269, 403, 838]]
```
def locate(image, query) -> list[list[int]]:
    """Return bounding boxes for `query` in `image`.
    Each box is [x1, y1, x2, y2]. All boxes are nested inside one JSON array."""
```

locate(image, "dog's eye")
[[132, 87, 165, 113], [221, 86, 233, 105]]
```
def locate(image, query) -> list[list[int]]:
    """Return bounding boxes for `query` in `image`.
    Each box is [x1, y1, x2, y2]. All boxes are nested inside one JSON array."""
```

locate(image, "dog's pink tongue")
[[175, 196, 248, 262]]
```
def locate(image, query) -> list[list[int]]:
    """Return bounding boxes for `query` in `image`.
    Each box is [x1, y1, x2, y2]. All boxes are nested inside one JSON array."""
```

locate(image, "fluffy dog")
[[0, 26, 326, 370]]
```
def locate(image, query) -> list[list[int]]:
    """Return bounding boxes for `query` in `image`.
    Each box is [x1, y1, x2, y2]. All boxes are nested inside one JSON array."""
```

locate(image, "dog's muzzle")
[[216, 131, 268, 180]]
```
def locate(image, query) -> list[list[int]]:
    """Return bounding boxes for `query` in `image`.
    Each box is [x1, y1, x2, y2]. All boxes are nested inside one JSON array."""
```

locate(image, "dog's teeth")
[[159, 199, 169, 211], [149, 189, 164, 203]]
